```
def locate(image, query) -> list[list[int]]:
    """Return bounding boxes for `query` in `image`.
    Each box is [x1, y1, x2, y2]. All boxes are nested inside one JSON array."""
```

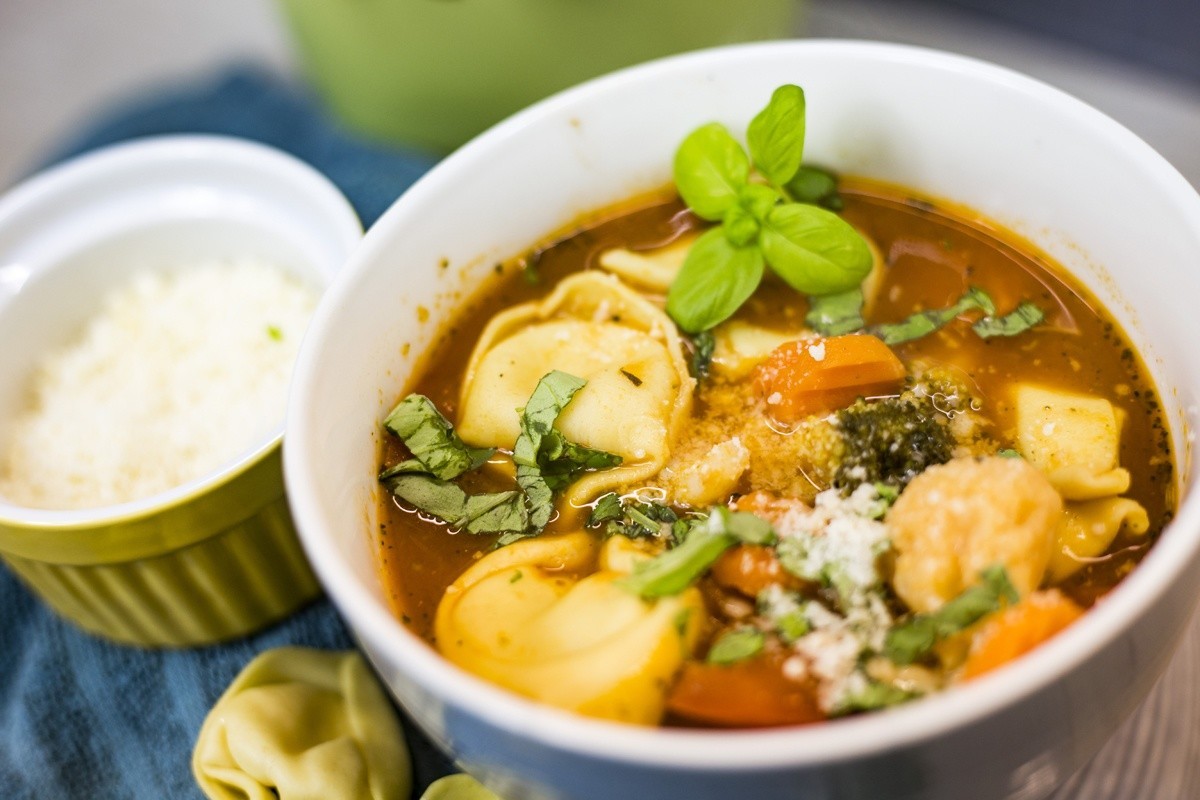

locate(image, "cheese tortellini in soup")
[[1014, 384, 1150, 579], [457, 272, 694, 504], [436, 533, 703, 724]]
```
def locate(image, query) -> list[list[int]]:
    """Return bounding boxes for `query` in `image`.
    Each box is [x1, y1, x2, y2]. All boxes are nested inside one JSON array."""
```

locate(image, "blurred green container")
[[278, 0, 801, 152]]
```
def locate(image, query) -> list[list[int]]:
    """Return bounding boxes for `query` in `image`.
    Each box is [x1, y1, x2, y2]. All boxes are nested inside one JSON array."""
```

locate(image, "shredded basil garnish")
[[871, 286, 996, 346], [884, 566, 1019, 664], [380, 372, 621, 545], [383, 394, 494, 480], [707, 627, 766, 665], [381, 473, 528, 535], [973, 301, 1045, 339], [805, 287, 865, 336]]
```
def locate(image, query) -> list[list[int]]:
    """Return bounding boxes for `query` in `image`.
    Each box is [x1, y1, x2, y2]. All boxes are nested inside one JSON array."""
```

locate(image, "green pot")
[[278, 0, 801, 152]]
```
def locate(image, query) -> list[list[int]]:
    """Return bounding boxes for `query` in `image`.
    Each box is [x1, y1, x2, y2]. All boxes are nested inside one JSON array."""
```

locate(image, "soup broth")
[[376, 179, 1174, 727]]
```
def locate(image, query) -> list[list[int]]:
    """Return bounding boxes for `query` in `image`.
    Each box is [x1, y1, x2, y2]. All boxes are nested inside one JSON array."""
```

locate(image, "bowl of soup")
[[285, 41, 1200, 799]]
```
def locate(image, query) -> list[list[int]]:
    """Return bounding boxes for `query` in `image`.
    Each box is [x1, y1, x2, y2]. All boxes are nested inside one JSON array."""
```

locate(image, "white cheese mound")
[[0, 259, 318, 510], [770, 485, 898, 713]]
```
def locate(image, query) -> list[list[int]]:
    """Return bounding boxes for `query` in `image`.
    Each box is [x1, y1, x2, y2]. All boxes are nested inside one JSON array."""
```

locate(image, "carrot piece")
[[960, 590, 1084, 680], [666, 651, 823, 727], [710, 544, 805, 598], [754, 334, 906, 423]]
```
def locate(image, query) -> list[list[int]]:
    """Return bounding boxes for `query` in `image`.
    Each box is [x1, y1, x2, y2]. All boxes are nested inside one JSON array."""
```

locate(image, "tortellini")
[[193, 649, 410, 800], [457, 272, 694, 505], [597, 234, 696, 292], [886, 456, 1062, 613], [1047, 497, 1150, 582], [1014, 384, 1129, 500], [710, 322, 815, 380], [435, 532, 703, 725], [1014, 384, 1150, 579]]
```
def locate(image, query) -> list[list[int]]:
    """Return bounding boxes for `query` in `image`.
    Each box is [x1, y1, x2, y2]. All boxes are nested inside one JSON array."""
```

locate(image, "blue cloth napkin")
[[0, 68, 454, 799]]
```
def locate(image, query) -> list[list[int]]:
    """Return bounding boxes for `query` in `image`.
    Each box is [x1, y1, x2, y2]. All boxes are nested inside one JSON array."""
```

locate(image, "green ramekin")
[[0, 136, 361, 646]]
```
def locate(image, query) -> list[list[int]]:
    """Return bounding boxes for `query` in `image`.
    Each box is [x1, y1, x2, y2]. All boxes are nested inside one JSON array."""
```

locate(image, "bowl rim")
[[287, 39, 1200, 770], [0, 134, 361, 545]]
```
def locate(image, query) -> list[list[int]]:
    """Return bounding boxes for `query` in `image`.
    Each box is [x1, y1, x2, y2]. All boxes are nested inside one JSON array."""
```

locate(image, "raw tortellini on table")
[[193, 648, 410, 800], [435, 532, 703, 724], [456, 272, 694, 506]]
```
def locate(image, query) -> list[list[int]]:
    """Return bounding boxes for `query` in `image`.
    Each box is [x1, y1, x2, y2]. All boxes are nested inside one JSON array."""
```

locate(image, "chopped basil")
[[836, 681, 917, 714], [884, 566, 1019, 664], [996, 448, 1022, 459], [381, 473, 528, 535], [710, 506, 777, 546], [589, 493, 679, 539], [513, 371, 622, 529], [687, 330, 716, 380], [383, 394, 493, 480], [381, 373, 620, 545], [588, 492, 624, 525], [973, 301, 1045, 339], [617, 521, 737, 598], [871, 286, 996, 346], [806, 288, 865, 336], [774, 608, 810, 643], [707, 627, 766, 665]]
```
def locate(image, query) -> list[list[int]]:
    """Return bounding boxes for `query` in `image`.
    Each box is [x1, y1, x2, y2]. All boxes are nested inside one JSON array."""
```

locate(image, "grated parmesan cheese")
[[0, 259, 318, 509]]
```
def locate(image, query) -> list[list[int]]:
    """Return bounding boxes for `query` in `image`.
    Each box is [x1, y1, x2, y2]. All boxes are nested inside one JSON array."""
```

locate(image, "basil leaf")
[[973, 301, 1045, 339], [589, 493, 623, 525], [383, 394, 494, 480], [710, 506, 777, 545], [687, 330, 716, 380], [513, 371, 622, 530], [787, 165, 843, 210], [836, 681, 917, 714], [666, 226, 765, 333], [806, 288, 865, 336], [761, 203, 873, 296], [775, 609, 810, 643], [382, 473, 528, 535], [884, 566, 1019, 664], [871, 286, 996, 346], [617, 522, 737, 597], [747, 84, 806, 187], [707, 627, 766, 665], [673, 122, 750, 221], [594, 495, 679, 539]]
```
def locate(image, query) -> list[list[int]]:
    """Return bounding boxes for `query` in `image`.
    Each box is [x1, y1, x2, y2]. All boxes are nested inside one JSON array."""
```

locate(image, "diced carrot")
[[732, 491, 808, 523], [754, 334, 906, 423], [959, 590, 1084, 680], [710, 544, 805, 598], [666, 651, 822, 727]]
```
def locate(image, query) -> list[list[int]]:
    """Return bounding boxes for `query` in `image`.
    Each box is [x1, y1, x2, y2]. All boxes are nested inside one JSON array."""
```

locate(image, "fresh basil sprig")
[[667, 84, 873, 333]]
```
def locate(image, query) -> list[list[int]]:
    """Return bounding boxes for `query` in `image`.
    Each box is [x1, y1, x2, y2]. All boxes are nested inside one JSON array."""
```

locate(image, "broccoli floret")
[[833, 394, 956, 493]]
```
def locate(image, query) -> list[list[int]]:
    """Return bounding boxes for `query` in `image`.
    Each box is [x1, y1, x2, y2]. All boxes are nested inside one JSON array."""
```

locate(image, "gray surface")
[[0, 1, 1196, 797]]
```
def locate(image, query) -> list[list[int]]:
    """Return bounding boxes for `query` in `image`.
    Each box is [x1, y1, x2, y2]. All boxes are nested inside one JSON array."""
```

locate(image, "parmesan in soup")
[[375, 87, 1174, 728]]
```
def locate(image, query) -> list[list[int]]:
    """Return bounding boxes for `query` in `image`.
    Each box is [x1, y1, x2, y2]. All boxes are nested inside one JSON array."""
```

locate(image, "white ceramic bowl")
[[0, 135, 361, 645], [286, 41, 1200, 799]]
